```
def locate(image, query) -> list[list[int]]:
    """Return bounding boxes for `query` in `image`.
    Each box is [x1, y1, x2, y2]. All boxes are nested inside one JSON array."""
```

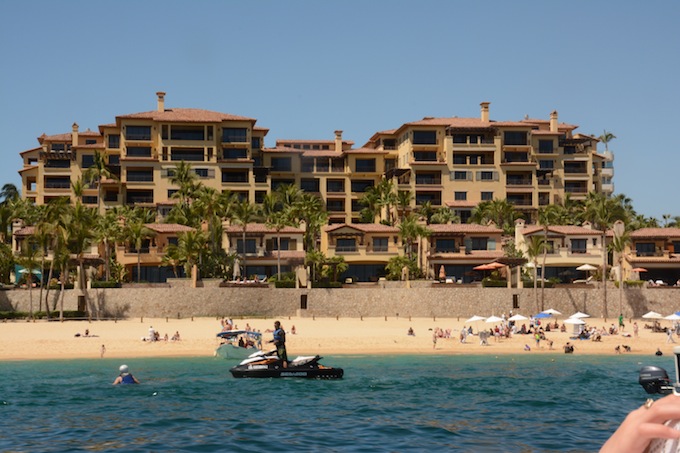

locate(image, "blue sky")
[[1, 1, 678, 220]]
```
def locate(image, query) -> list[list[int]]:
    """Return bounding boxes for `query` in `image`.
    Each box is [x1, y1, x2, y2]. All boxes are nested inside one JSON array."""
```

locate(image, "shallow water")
[[0, 354, 669, 452]]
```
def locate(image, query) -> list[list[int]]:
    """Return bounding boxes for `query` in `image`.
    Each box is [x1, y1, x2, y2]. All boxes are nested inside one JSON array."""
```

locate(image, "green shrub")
[[274, 280, 296, 288], [92, 280, 121, 288], [312, 281, 342, 288], [482, 278, 507, 287]]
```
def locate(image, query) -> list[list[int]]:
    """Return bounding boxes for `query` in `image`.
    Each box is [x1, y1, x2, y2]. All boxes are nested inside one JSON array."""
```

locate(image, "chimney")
[[334, 130, 343, 152], [480, 102, 490, 122], [550, 110, 558, 132], [157, 91, 166, 112], [71, 122, 79, 147]]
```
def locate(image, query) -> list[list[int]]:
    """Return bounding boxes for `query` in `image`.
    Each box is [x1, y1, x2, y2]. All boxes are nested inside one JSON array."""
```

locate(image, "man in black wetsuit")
[[270, 320, 288, 368]]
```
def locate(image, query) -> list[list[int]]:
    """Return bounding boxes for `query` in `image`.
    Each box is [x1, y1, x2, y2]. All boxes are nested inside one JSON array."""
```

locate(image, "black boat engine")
[[639, 366, 673, 395]]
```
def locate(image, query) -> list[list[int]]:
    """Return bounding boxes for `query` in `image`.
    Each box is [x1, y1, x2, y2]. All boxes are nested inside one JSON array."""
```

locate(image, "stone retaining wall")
[[1, 283, 678, 320]]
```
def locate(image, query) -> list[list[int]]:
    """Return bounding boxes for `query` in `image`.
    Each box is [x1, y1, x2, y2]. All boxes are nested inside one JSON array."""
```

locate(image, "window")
[[167, 189, 178, 198], [355, 158, 376, 173], [81, 155, 95, 168], [51, 143, 66, 151], [470, 237, 489, 250], [126, 126, 151, 141], [454, 192, 467, 201], [301, 178, 319, 192], [85, 139, 97, 145], [453, 171, 469, 181], [539, 160, 554, 170], [171, 149, 203, 161], [481, 191, 493, 201], [326, 199, 345, 212], [327, 180, 345, 193], [45, 160, 70, 168], [168, 237, 179, 247], [127, 169, 153, 182], [251, 137, 261, 149], [503, 131, 527, 146], [478, 171, 495, 181], [170, 125, 205, 141], [571, 239, 587, 254], [636, 242, 656, 256], [236, 239, 257, 254], [109, 155, 120, 165], [351, 180, 373, 192], [413, 151, 437, 162], [44, 177, 71, 188], [108, 134, 120, 149], [373, 237, 388, 252], [127, 146, 152, 158], [222, 128, 248, 143], [435, 239, 457, 253], [271, 157, 292, 171], [453, 155, 467, 165], [538, 140, 554, 153], [413, 130, 437, 145], [222, 148, 248, 159], [194, 168, 209, 178], [82, 195, 97, 205], [222, 171, 248, 183], [336, 238, 357, 252]]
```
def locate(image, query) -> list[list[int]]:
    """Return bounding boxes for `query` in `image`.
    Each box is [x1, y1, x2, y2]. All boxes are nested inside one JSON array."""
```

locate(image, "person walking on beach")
[[666, 328, 676, 344], [633, 322, 639, 338], [100, 344, 106, 358], [618, 313, 625, 332], [269, 321, 288, 368], [113, 364, 140, 385]]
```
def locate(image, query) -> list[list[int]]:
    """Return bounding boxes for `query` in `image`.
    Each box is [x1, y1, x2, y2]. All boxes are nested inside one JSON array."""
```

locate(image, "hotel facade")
[[17, 92, 615, 282]]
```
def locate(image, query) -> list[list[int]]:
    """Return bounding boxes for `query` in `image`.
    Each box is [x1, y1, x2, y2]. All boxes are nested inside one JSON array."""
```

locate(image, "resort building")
[[514, 219, 605, 283], [16, 92, 614, 282], [624, 228, 680, 285]]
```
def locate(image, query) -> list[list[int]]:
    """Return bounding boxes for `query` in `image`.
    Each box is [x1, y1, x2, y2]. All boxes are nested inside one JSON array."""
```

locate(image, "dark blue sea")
[[0, 354, 668, 452]]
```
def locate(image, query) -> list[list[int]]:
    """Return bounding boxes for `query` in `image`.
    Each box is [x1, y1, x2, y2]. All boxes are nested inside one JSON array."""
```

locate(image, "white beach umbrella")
[[508, 314, 528, 322], [542, 309, 562, 316], [642, 311, 663, 319], [576, 264, 598, 271], [564, 317, 586, 325], [485, 315, 503, 323], [664, 314, 680, 321], [466, 315, 486, 323], [570, 312, 591, 319]]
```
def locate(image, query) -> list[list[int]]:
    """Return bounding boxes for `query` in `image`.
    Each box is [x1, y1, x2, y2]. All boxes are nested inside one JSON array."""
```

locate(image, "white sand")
[[0, 315, 673, 361]]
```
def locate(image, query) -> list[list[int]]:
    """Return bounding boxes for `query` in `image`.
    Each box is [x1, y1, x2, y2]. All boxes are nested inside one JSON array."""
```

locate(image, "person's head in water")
[[119, 364, 129, 375]]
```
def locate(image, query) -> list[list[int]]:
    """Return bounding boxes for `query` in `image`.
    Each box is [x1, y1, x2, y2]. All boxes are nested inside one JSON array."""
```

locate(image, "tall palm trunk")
[[59, 268, 69, 322], [602, 233, 608, 318]]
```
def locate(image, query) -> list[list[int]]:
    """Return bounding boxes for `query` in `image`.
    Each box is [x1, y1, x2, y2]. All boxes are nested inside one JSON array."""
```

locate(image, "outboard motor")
[[639, 346, 680, 395], [639, 366, 673, 395]]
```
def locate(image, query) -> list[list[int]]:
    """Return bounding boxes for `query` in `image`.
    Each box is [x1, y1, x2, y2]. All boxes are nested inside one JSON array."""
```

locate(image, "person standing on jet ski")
[[269, 321, 288, 368]]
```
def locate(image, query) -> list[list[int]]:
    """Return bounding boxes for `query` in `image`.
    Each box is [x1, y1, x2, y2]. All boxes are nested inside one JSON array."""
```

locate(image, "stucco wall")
[[1, 283, 678, 320]]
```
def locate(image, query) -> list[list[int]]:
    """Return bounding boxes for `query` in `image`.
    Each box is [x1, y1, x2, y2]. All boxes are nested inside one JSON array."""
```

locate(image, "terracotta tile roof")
[[490, 121, 532, 127], [20, 147, 42, 155], [628, 256, 680, 264], [531, 130, 562, 135], [325, 223, 400, 234], [406, 117, 493, 128], [144, 223, 195, 234], [118, 108, 255, 123], [262, 146, 305, 154], [14, 226, 35, 236], [520, 224, 603, 236], [631, 228, 680, 239], [224, 223, 304, 234], [427, 224, 503, 234], [344, 147, 389, 154], [444, 201, 478, 208], [301, 151, 343, 158]]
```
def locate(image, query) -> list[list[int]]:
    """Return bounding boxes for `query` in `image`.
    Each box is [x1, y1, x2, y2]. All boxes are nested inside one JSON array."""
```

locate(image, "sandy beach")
[[0, 315, 676, 361]]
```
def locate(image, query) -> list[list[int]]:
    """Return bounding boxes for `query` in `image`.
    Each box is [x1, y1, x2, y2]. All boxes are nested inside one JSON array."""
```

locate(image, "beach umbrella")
[[570, 311, 590, 319], [508, 314, 528, 322], [487, 262, 505, 269], [465, 315, 486, 323], [473, 264, 493, 271], [485, 315, 503, 323], [542, 308, 562, 316], [564, 317, 586, 325], [439, 265, 446, 280], [632, 267, 648, 273], [534, 312, 552, 319], [642, 311, 663, 319], [664, 314, 680, 321], [576, 264, 598, 271]]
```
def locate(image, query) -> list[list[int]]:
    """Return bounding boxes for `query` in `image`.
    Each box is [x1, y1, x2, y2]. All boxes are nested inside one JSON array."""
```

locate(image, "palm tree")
[[170, 161, 199, 207], [0, 183, 19, 205], [583, 192, 627, 318], [232, 200, 260, 278], [470, 199, 519, 234], [398, 213, 431, 274], [16, 245, 40, 320], [525, 236, 546, 313], [430, 207, 459, 225], [610, 229, 631, 315], [94, 210, 122, 281], [537, 205, 562, 310], [396, 190, 413, 223], [598, 130, 616, 152], [292, 193, 327, 253], [262, 193, 296, 278], [376, 179, 397, 225], [416, 201, 436, 225], [358, 189, 380, 224], [174, 230, 207, 278], [83, 150, 117, 213], [123, 219, 154, 283]]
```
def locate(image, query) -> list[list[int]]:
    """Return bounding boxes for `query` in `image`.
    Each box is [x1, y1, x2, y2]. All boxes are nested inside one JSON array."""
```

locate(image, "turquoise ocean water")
[[0, 354, 669, 452]]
